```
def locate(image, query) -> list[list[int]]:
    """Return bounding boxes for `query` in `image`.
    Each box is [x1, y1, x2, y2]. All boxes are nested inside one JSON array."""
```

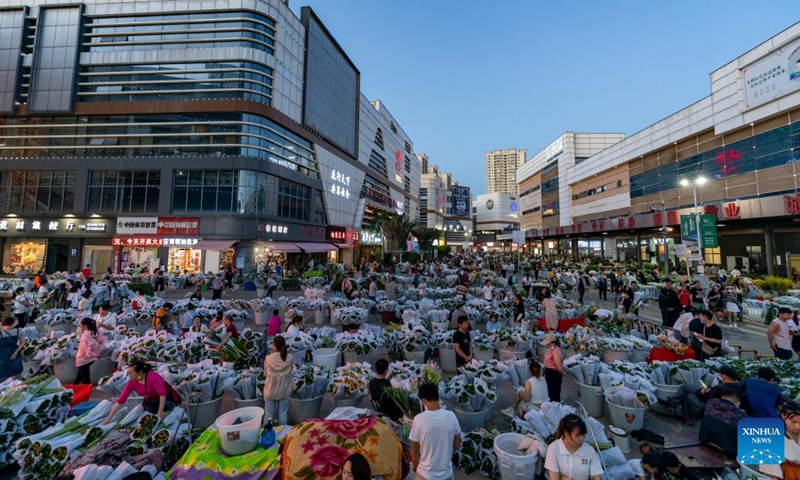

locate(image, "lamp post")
[[660, 201, 668, 277], [680, 176, 707, 274]]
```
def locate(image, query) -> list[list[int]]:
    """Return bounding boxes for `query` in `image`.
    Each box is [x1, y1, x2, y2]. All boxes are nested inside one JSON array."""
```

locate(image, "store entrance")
[[46, 244, 69, 273], [83, 246, 113, 277]]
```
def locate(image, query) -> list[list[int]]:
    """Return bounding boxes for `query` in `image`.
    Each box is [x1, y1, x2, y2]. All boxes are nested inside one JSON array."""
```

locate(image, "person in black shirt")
[[692, 309, 723, 361], [453, 316, 472, 367], [689, 281, 704, 311], [622, 281, 637, 314], [661, 279, 683, 328], [598, 275, 608, 301], [513, 294, 525, 324], [660, 451, 701, 480], [368, 359, 403, 422]]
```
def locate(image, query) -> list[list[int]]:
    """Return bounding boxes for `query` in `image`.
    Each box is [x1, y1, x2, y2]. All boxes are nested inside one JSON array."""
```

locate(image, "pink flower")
[[316, 436, 327, 446], [301, 440, 316, 453], [309, 427, 321, 438], [323, 417, 377, 439], [308, 444, 349, 477]]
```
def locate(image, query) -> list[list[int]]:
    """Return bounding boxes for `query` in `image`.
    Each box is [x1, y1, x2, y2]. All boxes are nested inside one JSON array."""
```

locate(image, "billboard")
[[743, 37, 800, 109], [452, 186, 471, 218]]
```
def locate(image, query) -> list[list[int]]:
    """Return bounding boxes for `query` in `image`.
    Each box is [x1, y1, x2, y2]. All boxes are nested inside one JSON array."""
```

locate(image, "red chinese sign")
[[156, 218, 199, 236], [724, 202, 741, 219], [715, 149, 741, 178], [785, 194, 800, 215], [327, 226, 348, 244], [113, 237, 163, 247]]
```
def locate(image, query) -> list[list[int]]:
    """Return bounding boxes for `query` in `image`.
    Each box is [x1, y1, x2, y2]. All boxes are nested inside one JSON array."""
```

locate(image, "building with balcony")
[[485, 148, 526, 194]]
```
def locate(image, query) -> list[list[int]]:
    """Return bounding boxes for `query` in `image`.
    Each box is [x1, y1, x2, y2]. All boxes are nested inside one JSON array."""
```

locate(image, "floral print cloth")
[[168, 425, 287, 480], [282, 417, 403, 480]]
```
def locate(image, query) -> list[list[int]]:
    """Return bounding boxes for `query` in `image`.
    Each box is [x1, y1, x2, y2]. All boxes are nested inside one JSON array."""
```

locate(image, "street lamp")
[[680, 176, 707, 273]]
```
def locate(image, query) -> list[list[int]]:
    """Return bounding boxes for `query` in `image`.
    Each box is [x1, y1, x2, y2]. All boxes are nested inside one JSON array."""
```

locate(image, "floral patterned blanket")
[[282, 417, 403, 480]]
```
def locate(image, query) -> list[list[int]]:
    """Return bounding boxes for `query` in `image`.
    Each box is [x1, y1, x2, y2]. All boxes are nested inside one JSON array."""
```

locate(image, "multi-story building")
[[418, 162, 472, 250], [517, 133, 625, 232], [0, 0, 420, 274], [474, 192, 519, 250], [418, 153, 429, 175], [485, 148, 526, 194], [520, 23, 800, 276]]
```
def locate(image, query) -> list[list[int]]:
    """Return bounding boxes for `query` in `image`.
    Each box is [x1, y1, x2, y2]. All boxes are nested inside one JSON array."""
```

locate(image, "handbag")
[[701, 325, 718, 356]]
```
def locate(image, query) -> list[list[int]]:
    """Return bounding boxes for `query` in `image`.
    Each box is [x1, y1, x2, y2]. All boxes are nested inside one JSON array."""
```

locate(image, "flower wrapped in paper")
[[292, 364, 331, 399], [334, 330, 381, 357], [332, 306, 369, 325], [327, 363, 373, 400]]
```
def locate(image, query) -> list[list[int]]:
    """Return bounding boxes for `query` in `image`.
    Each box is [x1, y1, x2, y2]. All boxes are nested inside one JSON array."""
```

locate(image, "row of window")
[[541, 176, 559, 196], [522, 206, 540, 215], [368, 150, 388, 178], [519, 184, 540, 198], [630, 122, 800, 198], [0, 170, 75, 213]]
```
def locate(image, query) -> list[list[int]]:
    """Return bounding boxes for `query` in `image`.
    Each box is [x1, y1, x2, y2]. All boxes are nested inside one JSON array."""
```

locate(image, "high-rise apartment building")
[[418, 153, 429, 174], [485, 149, 526, 194]]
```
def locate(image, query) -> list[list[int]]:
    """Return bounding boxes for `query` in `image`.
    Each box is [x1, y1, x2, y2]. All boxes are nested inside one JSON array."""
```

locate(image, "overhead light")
[[90, 214, 100, 218], [7, 214, 16, 217], [696, 176, 707, 185], [65, 214, 75, 217]]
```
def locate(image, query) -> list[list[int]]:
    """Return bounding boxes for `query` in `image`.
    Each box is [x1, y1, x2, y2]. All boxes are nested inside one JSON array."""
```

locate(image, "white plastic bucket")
[[215, 406, 264, 456], [474, 348, 494, 362], [53, 359, 78, 384], [602, 350, 631, 363], [494, 432, 538, 480], [187, 396, 223, 431], [576, 382, 605, 418], [405, 350, 425, 364], [312, 348, 340, 371], [452, 406, 486, 432], [654, 383, 682, 402], [606, 399, 645, 433], [254, 313, 269, 326], [314, 310, 326, 325], [608, 427, 631, 453], [439, 347, 457, 373], [498, 349, 527, 362], [630, 350, 649, 363]]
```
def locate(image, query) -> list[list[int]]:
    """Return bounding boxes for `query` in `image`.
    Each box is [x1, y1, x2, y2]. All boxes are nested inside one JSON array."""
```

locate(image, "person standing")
[[211, 273, 223, 300], [544, 414, 603, 480], [661, 279, 682, 328], [482, 280, 493, 302], [82, 264, 92, 281], [577, 276, 585, 304], [789, 310, 800, 360], [622, 281, 637, 314], [385, 275, 398, 301], [598, 275, 608, 301], [263, 336, 294, 425], [266, 276, 278, 298], [12, 287, 32, 328], [452, 316, 472, 368], [368, 276, 378, 302], [513, 294, 525, 325], [75, 318, 106, 385], [691, 309, 723, 361], [542, 289, 558, 332], [341, 276, 354, 300], [521, 272, 532, 298], [409, 383, 461, 480], [689, 281, 705, 311], [707, 284, 723, 322], [541, 333, 566, 402], [0, 317, 25, 382], [768, 307, 794, 360]]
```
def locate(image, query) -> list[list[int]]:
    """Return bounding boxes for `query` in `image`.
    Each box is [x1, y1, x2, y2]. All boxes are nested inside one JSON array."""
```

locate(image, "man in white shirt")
[[482, 280, 493, 301], [94, 304, 118, 331], [385, 276, 398, 301], [410, 383, 461, 480], [672, 309, 698, 344]]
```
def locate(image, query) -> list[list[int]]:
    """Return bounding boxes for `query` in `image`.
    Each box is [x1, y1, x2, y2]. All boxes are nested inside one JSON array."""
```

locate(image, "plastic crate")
[[71, 400, 100, 417], [63, 384, 92, 407], [647, 348, 677, 363]]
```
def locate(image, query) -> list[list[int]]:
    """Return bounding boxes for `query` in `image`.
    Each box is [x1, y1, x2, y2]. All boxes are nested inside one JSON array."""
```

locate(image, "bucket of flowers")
[[597, 337, 636, 363], [173, 362, 234, 430], [249, 298, 278, 326], [440, 374, 497, 431], [307, 299, 329, 325], [488, 327, 534, 361], [389, 321, 433, 364], [561, 325, 601, 358], [222, 367, 266, 409], [334, 330, 382, 364], [277, 331, 316, 365], [472, 333, 495, 362], [376, 300, 398, 324], [332, 306, 368, 330], [289, 364, 331, 423], [327, 363, 373, 408]]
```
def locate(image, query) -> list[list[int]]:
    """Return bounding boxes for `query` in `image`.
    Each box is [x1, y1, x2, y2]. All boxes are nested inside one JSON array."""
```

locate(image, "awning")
[[293, 242, 339, 253], [192, 240, 236, 251], [257, 241, 301, 253]]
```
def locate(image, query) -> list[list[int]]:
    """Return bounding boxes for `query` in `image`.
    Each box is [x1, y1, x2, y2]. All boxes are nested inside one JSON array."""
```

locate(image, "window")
[[374, 128, 384, 150], [704, 246, 721, 265], [276, 177, 309, 221], [368, 150, 388, 178], [87, 170, 159, 213], [404, 156, 411, 173], [617, 180, 623, 188], [575, 157, 589, 165], [0, 170, 75, 213], [404, 176, 410, 193], [404, 141, 411, 155]]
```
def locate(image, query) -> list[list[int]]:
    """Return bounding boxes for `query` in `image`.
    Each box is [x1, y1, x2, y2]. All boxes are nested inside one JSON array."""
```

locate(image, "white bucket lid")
[[608, 426, 628, 436]]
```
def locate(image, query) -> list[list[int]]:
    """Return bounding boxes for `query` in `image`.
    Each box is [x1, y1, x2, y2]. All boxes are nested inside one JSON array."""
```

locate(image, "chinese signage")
[[257, 223, 288, 234], [452, 186, 471, 218], [360, 231, 382, 245], [0, 217, 111, 236], [300, 226, 326, 239], [785, 193, 800, 215], [270, 156, 298, 171], [544, 135, 564, 162], [330, 169, 351, 199], [327, 226, 348, 244], [680, 214, 719, 248], [743, 37, 800, 108], [117, 217, 199, 236], [112, 237, 199, 247], [363, 186, 404, 214]]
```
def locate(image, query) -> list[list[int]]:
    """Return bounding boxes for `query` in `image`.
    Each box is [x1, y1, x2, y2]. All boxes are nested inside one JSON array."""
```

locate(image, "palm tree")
[[413, 227, 442, 260], [370, 212, 417, 262]]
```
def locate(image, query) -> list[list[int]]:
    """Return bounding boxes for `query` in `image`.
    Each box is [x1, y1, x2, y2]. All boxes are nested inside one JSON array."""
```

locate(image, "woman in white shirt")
[[77, 290, 93, 318], [545, 414, 603, 480], [503, 361, 549, 418], [12, 287, 33, 328]]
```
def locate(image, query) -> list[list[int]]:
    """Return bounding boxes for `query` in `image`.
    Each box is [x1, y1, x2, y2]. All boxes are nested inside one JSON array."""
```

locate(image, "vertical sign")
[[680, 215, 719, 248], [451, 186, 471, 218]]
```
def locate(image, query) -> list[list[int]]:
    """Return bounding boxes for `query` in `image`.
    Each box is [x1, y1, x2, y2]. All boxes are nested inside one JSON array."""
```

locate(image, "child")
[[503, 361, 548, 417], [266, 309, 282, 336]]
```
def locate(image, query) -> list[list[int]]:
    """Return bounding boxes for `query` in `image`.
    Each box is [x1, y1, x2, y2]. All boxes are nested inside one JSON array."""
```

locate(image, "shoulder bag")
[[701, 325, 718, 356]]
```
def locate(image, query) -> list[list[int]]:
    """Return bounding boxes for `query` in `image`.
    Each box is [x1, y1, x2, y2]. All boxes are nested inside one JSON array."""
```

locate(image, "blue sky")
[[292, 1, 800, 194]]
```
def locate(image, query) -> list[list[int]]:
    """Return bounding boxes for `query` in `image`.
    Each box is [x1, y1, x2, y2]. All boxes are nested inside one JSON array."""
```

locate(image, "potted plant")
[[308, 299, 329, 325]]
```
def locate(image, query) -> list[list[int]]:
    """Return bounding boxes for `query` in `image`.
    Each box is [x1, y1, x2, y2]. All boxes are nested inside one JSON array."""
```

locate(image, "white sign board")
[[743, 37, 800, 108], [688, 253, 703, 261], [544, 136, 564, 162], [674, 244, 687, 257], [512, 230, 526, 245]]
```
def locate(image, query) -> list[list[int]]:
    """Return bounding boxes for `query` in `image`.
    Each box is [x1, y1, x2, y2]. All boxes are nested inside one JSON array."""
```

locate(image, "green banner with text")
[[680, 214, 718, 248]]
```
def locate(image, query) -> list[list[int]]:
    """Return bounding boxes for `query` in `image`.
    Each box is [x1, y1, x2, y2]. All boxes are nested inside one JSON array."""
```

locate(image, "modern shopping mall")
[[0, 0, 421, 275], [517, 22, 800, 277]]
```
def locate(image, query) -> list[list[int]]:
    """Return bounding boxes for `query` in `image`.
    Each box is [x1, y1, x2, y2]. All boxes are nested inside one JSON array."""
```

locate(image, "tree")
[[370, 212, 417, 262], [413, 227, 442, 260]]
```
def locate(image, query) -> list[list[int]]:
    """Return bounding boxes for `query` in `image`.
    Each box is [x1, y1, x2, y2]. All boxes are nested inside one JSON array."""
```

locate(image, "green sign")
[[680, 214, 718, 248]]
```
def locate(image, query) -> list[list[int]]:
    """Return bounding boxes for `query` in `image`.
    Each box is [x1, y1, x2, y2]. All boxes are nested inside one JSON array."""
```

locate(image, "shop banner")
[[117, 217, 200, 235], [452, 186, 471, 218], [743, 37, 800, 108], [680, 214, 718, 248], [0, 217, 112, 236], [117, 217, 158, 235]]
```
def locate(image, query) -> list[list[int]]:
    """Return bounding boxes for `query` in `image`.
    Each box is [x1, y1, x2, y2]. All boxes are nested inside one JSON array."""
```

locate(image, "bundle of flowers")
[[327, 363, 373, 400], [604, 385, 657, 409], [488, 327, 534, 352], [249, 297, 278, 314], [20, 337, 57, 366], [511, 403, 611, 448], [564, 354, 607, 386], [397, 304, 419, 322], [113, 331, 210, 367], [439, 374, 497, 413], [650, 334, 692, 356], [472, 333, 494, 353], [349, 298, 375, 311], [327, 297, 348, 311], [291, 364, 331, 399], [375, 300, 397, 313], [303, 276, 327, 288], [438, 298, 462, 311], [282, 297, 309, 311], [387, 321, 433, 357], [332, 306, 368, 325], [464, 307, 484, 323], [432, 330, 455, 349], [172, 362, 234, 403], [460, 359, 509, 387], [307, 299, 328, 312], [452, 428, 499, 477], [333, 330, 381, 357], [387, 361, 423, 391], [307, 326, 337, 348], [599, 362, 657, 392], [597, 337, 636, 352], [201, 326, 252, 368], [622, 334, 653, 352], [425, 309, 449, 324], [661, 360, 713, 392], [492, 300, 515, 322], [425, 287, 457, 300], [278, 331, 316, 354], [38, 333, 80, 366], [34, 310, 77, 328], [0, 375, 73, 466], [561, 326, 601, 355], [218, 368, 265, 401]]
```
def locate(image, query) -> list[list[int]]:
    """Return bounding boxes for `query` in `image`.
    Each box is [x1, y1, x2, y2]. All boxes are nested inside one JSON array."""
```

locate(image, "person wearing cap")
[[541, 332, 566, 402], [742, 366, 784, 418], [698, 366, 743, 405], [768, 307, 795, 360]]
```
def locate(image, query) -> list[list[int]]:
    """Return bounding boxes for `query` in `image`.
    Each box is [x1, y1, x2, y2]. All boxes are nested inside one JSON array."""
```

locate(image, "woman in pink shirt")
[[102, 360, 180, 424], [75, 318, 106, 385], [266, 308, 282, 336], [540, 333, 567, 402]]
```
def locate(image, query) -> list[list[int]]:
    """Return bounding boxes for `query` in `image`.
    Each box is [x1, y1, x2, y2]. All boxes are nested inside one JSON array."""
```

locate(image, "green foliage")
[[585, 263, 600, 272], [405, 252, 421, 264], [755, 276, 793, 296], [127, 282, 154, 296], [301, 270, 325, 279], [764, 302, 780, 325], [330, 274, 345, 293]]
